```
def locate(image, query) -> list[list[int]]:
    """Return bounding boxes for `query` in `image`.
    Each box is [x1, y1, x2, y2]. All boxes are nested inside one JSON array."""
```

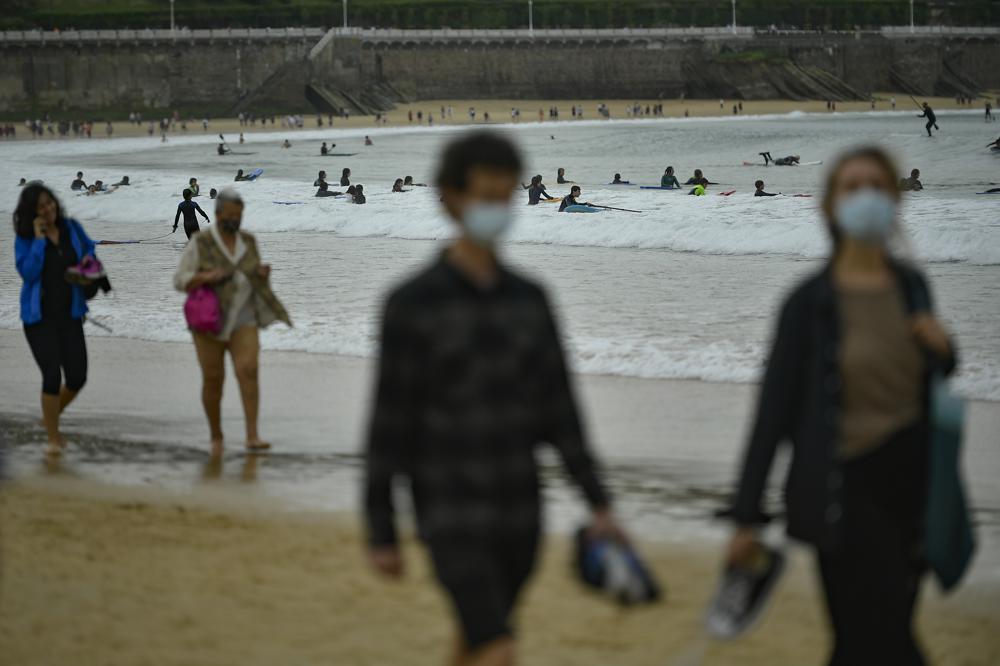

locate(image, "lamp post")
[[910, 0, 915, 33], [170, 0, 175, 32], [731, 0, 737, 34], [343, 0, 348, 29], [529, 0, 534, 33]]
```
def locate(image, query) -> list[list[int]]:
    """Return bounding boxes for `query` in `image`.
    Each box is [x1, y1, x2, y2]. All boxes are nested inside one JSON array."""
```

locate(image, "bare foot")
[[45, 440, 64, 459], [245, 438, 271, 452], [210, 437, 224, 459]]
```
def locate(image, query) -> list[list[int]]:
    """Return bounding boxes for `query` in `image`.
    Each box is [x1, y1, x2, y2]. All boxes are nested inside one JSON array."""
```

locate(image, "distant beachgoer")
[[661, 167, 680, 189], [239, 133, 245, 144], [173, 189, 210, 239], [14, 184, 106, 457], [761, 152, 800, 166], [754, 179, 778, 197], [218, 143, 229, 155], [986, 102, 993, 123], [724, 146, 958, 665], [364, 131, 623, 666], [559, 185, 592, 212], [18, 178, 27, 186], [403, 176, 426, 187], [70, 172, 86, 191], [352, 184, 366, 204], [113, 176, 130, 186], [321, 142, 329, 156], [611, 173, 630, 185], [234, 169, 251, 182], [282, 139, 291, 149], [392, 178, 406, 193], [340, 168, 351, 186], [173, 189, 291, 458], [365, 135, 373, 146], [556, 167, 574, 184], [899, 168, 923, 192], [918, 102, 938, 137], [188, 177, 201, 197]]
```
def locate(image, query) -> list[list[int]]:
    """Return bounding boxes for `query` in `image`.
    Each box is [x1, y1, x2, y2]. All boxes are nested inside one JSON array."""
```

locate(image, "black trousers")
[[817, 424, 928, 666], [24, 318, 88, 396]]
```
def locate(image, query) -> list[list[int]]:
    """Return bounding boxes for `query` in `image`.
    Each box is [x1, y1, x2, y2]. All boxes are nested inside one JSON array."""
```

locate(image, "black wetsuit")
[[354, 193, 366, 204], [755, 189, 778, 197], [774, 156, 799, 166], [174, 200, 209, 239], [899, 177, 923, 192], [558, 195, 580, 212], [919, 107, 938, 136], [527, 184, 551, 205], [71, 178, 86, 191], [341, 176, 351, 186], [684, 177, 713, 186], [557, 175, 569, 184]]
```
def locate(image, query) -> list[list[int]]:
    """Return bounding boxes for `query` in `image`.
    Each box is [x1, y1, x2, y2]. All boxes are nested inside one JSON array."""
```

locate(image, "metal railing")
[[0, 27, 325, 45], [881, 25, 1000, 37]]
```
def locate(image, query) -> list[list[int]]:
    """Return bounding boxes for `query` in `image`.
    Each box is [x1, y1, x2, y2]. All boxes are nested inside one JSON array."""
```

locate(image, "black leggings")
[[24, 319, 88, 396], [818, 424, 928, 666], [184, 221, 201, 239]]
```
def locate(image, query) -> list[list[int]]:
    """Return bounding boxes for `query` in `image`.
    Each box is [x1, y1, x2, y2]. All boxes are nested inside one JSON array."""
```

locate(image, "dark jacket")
[[729, 262, 956, 550]]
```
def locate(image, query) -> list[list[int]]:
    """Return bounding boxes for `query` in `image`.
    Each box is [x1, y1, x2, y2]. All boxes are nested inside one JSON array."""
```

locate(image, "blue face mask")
[[834, 189, 896, 243], [463, 203, 513, 246]]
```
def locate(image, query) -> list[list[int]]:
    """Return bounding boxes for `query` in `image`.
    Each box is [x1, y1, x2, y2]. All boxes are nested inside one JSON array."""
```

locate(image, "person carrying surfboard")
[[559, 185, 593, 212], [661, 167, 680, 189], [526, 175, 552, 205]]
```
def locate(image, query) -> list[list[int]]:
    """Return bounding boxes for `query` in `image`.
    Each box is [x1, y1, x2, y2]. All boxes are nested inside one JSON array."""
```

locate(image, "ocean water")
[[2, 110, 998, 400]]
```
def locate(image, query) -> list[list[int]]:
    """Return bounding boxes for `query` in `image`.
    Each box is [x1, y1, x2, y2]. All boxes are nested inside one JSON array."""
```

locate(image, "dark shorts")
[[428, 531, 539, 650]]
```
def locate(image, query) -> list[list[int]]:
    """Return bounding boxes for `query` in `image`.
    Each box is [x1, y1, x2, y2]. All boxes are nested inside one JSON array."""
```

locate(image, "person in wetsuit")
[[611, 173, 630, 184], [217, 143, 229, 155], [899, 169, 923, 191], [559, 185, 592, 212], [919, 102, 938, 137], [173, 188, 210, 239], [403, 176, 426, 187], [70, 172, 86, 191], [340, 168, 351, 186], [316, 181, 341, 198], [986, 136, 1000, 149], [321, 142, 329, 156], [684, 169, 717, 186], [760, 152, 800, 166], [353, 184, 366, 204], [392, 178, 407, 193], [234, 169, 252, 182], [113, 176, 130, 186], [557, 167, 573, 184], [754, 179, 778, 197], [661, 167, 680, 188], [526, 175, 551, 205], [314, 170, 328, 187]]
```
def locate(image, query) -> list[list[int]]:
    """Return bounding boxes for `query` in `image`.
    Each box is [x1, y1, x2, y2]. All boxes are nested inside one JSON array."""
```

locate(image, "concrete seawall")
[[1, 27, 997, 117]]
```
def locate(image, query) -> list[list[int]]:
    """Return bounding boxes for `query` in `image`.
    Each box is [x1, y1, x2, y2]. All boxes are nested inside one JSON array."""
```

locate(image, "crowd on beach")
[[10, 120, 979, 665]]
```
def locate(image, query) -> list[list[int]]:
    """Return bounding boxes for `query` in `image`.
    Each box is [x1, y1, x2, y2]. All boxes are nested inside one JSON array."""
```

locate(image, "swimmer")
[[403, 175, 427, 187], [217, 143, 230, 155], [340, 168, 351, 186], [113, 176, 130, 186], [660, 167, 680, 189], [314, 171, 328, 187], [559, 185, 593, 212], [18, 177, 27, 186], [392, 178, 408, 193], [754, 179, 778, 197], [209, 188, 218, 199], [281, 139, 291, 149], [239, 133, 245, 144], [899, 168, 923, 191], [353, 184, 366, 204], [70, 171, 87, 191], [173, 188, 210, 239], [611, 173, 630, 185]]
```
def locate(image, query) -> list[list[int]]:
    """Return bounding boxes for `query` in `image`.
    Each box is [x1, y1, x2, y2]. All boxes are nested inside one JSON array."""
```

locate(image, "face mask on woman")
[[835, 189, 897, 243], [218, 217, 242, 234], [463, 203, 513, 246]]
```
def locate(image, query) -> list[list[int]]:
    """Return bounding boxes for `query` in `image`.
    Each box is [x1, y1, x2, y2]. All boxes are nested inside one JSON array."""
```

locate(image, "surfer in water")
[[685, 169, 717, 186], [392, 178, 408, 193], [760, 152, 800, 166], [217, 143, 230, 155], [611, 173, 630, 185], [661, 167, 680, 189], [754, 180, 778, 197], [352, 184, 366, 204], [365, 136, 374, 146], [321, 142, 329, 156], [340, 168, 351, 186], [314, 170, 328, 187], [918, 102, 939, 137], [173, 188, 211, 239], [559, 185, 593, 212], [986, 136, 1000, 149], [526, 175, 552, 205], [71, 172, 87, 191], [403, 176, 426, 187], [113, 176, 130, 187], [316, 181, 341, 198], [556, 167, 574, 184], [899, 168, 923, 191]]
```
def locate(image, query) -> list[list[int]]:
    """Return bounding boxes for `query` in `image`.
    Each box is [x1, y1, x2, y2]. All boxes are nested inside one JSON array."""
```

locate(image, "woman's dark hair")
[[821, 145, 901, 252], [571, 185, 581, 194], [342, 168, 350, 176], [13, 183, 62, 239], [435, 131, 523, 191]]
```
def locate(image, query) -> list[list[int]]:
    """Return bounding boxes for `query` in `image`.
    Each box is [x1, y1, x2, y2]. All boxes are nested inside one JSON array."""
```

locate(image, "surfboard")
[[227, 151, 257, 155], [542, 198, 561, 203], [718, 190, 737, 196], [273, 201, 305, 205], [741, 160, 823, 167], [247, 168, 264, 181], [322, 152, 359, 157], [639, 186, 681, 190], [564, 204, 602, 213], [975, 190, 1000, 195]]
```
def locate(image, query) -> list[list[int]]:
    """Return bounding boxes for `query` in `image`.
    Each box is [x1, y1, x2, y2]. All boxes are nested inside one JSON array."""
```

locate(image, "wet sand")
[[5, 94, 993, 141], [1, 477, 997, 666]]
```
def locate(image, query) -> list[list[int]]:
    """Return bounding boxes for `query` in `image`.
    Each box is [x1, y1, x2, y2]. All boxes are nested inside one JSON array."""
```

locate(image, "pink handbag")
[[184, 285, 222, 335]]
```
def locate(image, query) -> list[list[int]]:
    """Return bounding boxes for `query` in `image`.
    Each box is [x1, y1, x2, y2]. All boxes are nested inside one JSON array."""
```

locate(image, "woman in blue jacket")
[[14, 184, 98, 457]]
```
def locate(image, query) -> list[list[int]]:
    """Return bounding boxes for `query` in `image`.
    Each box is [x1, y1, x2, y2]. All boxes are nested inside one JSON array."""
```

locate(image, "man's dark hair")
[[571, 185, 581, 194], [183, 188, 192, 199], [755, 180, 764, 188], [189, 177, 197, 184], [435, 131, 522, 191], [76, 171, 82, 178], [13, 183, 63, 239]]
